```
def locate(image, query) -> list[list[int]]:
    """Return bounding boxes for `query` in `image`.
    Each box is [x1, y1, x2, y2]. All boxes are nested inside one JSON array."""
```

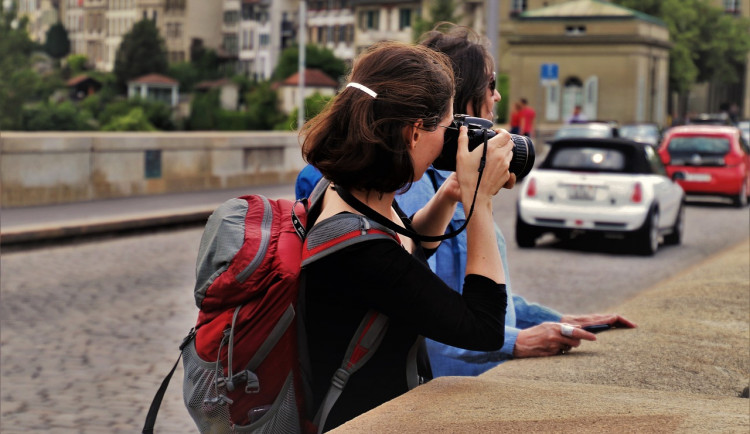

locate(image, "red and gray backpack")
[[142, 180, 399, 433]]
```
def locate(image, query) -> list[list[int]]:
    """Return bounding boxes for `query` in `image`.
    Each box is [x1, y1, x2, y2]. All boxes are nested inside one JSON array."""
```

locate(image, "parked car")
[[619, 123, 662, 147], [737, 120, 750, 144], [686, 113, 733, 126], [658, 125, 750, 207], [516, 138, 685, 255], [552, 121, 619, 141]]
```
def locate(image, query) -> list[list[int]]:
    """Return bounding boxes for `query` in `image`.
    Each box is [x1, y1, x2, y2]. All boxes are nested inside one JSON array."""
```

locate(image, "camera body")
[[432, 114, 535, 181]]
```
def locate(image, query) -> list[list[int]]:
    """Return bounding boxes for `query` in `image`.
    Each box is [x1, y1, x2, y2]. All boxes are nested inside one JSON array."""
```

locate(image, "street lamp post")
[[297, 1, 306, 131]]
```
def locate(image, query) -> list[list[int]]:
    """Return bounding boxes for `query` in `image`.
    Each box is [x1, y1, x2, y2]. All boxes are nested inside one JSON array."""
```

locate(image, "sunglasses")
[[488, 72, 496, 91]]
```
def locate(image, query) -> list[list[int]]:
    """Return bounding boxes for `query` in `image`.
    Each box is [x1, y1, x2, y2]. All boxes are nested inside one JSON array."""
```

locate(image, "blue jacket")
[[395, 167, 562, 376]]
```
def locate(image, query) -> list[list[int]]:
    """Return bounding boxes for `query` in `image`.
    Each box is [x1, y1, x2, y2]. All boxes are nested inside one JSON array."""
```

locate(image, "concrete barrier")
[[0, 132, 305, 207], [334, 240, 750, 433]]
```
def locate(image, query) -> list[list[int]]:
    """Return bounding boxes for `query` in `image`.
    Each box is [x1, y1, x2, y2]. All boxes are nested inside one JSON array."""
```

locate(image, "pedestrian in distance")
[[519, 97, 536, 137], [567, 104, 588, 124], [509, 100, 523, 134], [396, 23, 637, 377], [299, 40, 515, 431]]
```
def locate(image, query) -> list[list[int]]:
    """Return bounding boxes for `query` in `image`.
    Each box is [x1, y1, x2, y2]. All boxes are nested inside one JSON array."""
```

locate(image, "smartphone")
[[582, 324, 611, 334]]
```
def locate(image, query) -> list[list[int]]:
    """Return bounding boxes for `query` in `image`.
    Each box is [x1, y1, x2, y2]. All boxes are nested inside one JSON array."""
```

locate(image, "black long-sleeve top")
[[303, 211, 507, 431]]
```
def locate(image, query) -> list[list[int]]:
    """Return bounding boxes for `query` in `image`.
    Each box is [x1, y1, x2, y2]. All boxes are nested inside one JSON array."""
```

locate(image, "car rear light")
[[631, 182, 643, 203], [724, 153, 742, 166], [526, 177, 537, 197]]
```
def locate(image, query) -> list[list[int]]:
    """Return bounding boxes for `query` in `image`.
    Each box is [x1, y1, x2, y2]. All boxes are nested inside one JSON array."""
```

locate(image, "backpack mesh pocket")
[[182, 340, 302, 434], [232, 372, 301, 433], [182, 339, 233, 434]]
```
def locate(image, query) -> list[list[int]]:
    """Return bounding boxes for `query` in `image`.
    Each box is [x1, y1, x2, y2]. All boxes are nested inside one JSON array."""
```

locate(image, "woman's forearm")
[[464, 198, 504, 284]]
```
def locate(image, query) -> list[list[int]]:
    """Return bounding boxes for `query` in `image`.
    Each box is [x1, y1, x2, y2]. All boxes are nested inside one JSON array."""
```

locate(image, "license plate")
[[567, 184, 597, 200], [685, 173, 711, 182]]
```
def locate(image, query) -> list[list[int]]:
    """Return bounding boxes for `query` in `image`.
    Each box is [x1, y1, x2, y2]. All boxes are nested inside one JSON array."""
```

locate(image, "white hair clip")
[[346, 82, 377, 98]]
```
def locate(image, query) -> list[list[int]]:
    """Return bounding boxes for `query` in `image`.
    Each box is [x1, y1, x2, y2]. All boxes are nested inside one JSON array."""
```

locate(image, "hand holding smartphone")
[[582, 324, 611, 334]]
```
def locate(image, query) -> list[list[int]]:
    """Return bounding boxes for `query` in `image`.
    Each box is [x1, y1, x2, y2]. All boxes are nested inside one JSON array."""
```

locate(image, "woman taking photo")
[[300, 41, 515, 431]]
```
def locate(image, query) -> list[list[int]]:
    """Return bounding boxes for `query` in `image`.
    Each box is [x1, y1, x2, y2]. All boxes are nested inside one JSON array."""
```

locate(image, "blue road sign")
[[540, 63, 559, 84]]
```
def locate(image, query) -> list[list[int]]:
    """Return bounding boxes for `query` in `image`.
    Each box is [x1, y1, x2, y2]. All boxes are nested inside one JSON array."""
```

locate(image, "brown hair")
[[418, 23, 494, 118], [301, 41, 454, 193]]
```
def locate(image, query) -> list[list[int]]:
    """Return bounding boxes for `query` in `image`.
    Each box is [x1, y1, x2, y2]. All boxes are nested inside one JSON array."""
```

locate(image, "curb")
[[0, 208, 214, 246]]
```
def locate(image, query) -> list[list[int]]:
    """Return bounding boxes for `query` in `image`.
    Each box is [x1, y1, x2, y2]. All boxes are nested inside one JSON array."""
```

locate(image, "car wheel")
[[733, 181, 748, 208], [515, 216, 538, 248], [631, 207, 659, 256], [663, 204, 683, 246]]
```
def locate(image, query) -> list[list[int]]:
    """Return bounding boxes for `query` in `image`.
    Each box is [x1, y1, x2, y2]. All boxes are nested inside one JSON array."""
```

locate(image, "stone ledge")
[[334, 240, 750, 433]]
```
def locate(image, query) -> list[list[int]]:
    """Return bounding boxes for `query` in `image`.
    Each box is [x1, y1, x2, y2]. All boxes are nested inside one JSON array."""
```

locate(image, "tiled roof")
[[66, 74, 98, 86], [128, 73, 178, 85], [281, 69, 338, 87]]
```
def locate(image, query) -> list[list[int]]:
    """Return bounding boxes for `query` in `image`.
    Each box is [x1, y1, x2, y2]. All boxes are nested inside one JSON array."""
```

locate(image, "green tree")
[[272, 44, 346, 82], [113, 18, 168, 91], [64, 53, 89, 77], [613, 0, 750, 116], [21, 101, 93, 131], [43, 22, 70, 59], [279, 92, 332, 130], [187, 90, 221, 130], [0, 7, 38, 130], [412, 0, 462, 41], [245, 82, 285, 130]]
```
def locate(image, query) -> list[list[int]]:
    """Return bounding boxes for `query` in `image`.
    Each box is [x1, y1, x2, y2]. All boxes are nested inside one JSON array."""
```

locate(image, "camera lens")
[[432, 116, 535, 181], [508, 134, 534, 181]]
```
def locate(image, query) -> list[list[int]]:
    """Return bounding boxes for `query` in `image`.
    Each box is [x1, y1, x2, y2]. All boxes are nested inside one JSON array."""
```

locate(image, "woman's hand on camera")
[[456, 125, 513, 204]]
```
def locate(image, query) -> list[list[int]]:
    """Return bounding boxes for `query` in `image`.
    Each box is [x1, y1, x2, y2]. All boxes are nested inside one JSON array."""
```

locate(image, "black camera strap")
[[333, 133, 489, 243]]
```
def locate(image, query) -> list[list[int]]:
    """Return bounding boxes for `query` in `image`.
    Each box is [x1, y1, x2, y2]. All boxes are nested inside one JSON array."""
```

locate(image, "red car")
[[658, 125, 750, 207]]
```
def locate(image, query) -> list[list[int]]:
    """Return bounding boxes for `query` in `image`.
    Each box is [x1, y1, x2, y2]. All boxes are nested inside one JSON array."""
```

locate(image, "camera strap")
[[333, 133, 489, 243]]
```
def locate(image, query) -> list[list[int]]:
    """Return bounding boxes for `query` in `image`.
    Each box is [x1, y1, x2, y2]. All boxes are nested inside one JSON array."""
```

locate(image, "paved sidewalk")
[[0, 183, 295, 245]]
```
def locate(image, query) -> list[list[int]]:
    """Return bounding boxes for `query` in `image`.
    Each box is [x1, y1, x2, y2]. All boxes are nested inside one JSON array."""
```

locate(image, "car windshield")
[[667, 136, 730, 153], [554, 125, 613, 139], [549, 147, 626, 171]]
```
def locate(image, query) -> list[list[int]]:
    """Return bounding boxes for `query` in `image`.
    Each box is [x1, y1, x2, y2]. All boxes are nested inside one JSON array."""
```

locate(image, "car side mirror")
[[672, 171, 686, 181], [660, 153, 670, 165]]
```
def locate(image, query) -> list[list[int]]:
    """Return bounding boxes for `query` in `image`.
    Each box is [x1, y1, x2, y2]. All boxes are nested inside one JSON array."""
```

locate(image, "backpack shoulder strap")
[[313, 310, 388, 433], [300, 211, 398, 433], [142, 329, 197, 434]]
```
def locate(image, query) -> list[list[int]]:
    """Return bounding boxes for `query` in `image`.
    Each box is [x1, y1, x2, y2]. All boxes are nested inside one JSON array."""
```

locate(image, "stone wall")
[[0, 132, 305, 208]]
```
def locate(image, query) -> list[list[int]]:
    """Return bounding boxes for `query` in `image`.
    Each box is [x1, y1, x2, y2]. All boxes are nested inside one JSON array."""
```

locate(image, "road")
[[0, 185, 748, 432]]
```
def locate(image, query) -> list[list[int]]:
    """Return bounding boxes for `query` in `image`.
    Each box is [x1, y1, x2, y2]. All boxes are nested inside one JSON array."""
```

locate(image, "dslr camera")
[[432, 114, 535, 181]]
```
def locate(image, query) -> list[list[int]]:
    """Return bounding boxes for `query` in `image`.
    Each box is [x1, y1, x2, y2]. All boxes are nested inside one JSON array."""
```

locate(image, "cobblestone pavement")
[[1, 229, 204, 433]]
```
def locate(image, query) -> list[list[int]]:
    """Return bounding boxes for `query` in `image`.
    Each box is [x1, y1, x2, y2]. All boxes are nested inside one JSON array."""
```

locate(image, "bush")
[[495, 73, 510, 124], [21, 101, 93, 131], [101, 107, 156, 131], [280, 92, 332, 130], [98, 97, 175, 130]]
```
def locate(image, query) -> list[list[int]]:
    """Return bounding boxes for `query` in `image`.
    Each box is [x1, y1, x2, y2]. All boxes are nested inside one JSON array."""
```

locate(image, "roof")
[[128, 73, 178, 86], [66, 74, 100, 87], [194, 78, 237, 90], [281, 69, 338, 88], [520, 0, 665, 26]]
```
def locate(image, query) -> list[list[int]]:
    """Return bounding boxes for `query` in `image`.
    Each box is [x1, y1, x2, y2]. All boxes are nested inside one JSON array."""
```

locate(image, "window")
[[360, 10, 379, 30], [260, 33, 269, 47], [398, 8, 412, 30], [565, 25, 586, 35], [510, 0, 527, 15], [724, 0, 740, 14]]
